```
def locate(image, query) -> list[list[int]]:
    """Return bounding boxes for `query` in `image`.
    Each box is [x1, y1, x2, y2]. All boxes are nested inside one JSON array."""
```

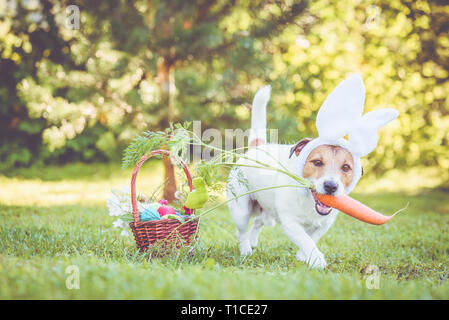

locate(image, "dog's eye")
[[312, 160, 323, 167], [341, 164, 351, 172]]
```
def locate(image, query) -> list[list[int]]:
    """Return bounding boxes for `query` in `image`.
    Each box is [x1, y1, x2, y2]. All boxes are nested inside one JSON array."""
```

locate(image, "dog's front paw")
[[296, 249, 327, 270], [240, 241, 253, 257]]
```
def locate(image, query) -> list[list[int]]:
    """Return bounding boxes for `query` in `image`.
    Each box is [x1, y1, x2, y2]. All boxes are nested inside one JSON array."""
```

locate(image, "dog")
[[226, 75, 398, 269]]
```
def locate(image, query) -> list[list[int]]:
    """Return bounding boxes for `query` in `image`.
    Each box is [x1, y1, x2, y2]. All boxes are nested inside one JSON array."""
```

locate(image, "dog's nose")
[[323, 181, 338, 195]]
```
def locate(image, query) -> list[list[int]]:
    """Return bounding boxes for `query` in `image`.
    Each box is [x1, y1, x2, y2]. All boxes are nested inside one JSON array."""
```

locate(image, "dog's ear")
[[289, 138, 312, 159]]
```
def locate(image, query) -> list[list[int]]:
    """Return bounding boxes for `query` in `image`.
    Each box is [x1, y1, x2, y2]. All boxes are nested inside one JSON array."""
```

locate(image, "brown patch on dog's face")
[[302, 145, 354, 189]]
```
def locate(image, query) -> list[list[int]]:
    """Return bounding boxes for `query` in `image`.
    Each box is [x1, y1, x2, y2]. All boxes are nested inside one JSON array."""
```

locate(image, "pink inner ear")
[[249, 138, 266, 147]]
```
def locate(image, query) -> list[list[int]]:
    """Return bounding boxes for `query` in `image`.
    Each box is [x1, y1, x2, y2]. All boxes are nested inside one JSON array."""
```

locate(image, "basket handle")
[[131, 150, 194, 224]]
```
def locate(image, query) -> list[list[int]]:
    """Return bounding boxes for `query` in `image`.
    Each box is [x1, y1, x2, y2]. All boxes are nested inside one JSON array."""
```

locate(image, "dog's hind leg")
[[249, 200, 267, 248], [249, 214, 263, 248], [227, 173, 254, 256], [227, 167, 256, 256], [228, 194, 253, 256]]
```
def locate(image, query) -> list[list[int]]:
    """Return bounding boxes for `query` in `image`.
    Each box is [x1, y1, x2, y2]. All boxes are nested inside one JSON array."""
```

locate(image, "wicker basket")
[[129, 150, 199, 255]]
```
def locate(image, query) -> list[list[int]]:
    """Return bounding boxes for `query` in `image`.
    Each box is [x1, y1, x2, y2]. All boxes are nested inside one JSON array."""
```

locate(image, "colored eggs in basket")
[[157, 204, 176, 217], [139, 199, 191, 222], [140, 207, 160, 222]]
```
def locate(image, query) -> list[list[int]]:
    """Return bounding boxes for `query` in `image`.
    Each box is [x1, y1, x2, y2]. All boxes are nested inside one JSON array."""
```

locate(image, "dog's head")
[[288, 75, 398, 215], [290, 138, 362, 215]]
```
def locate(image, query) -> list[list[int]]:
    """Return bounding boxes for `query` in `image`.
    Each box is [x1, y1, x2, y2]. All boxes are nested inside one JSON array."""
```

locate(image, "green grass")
[[1, 162, 448, 299]]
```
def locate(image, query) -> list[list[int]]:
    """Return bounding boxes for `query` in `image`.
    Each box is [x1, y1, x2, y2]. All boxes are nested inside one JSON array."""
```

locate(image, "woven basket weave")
[[129, 150, 199, 254]]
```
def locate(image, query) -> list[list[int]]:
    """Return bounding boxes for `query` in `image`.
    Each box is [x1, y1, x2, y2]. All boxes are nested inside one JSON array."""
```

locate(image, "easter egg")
[[157, 205, 176, 217], [161, 214, 178, 220], [140, 208, 161, 222]]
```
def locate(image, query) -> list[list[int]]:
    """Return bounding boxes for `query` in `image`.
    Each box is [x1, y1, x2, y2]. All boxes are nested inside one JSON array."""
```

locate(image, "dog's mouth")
[[311, 190, 332, 215]]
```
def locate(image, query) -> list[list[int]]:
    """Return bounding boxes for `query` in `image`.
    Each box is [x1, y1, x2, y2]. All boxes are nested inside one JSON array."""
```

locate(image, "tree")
[[0, 0, 79, 169], [2, 0, 311, 200]]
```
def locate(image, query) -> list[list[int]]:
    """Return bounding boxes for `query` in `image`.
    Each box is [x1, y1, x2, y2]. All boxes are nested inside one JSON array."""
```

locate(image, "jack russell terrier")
[[227, 75, 399, 269]]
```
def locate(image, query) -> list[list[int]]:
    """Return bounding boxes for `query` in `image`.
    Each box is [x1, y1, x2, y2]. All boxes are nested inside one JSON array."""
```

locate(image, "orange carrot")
[[316, 193, 407, 225]]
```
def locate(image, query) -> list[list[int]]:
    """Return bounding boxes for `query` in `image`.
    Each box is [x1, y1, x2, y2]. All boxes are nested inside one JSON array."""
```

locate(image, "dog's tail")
[[249, 85, 271, 147]]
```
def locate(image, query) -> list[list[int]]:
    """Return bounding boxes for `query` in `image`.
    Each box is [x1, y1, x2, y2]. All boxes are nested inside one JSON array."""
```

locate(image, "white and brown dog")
[[227, 75, 399, 269]]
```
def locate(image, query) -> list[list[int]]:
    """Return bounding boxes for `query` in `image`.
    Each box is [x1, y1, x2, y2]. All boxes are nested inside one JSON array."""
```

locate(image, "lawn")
[[1, 162, 448, 299]]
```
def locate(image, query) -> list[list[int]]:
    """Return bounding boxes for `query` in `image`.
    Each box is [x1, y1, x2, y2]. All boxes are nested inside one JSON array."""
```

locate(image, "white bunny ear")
[[316, 74, 365, 141], [348, 108, 399, 157]]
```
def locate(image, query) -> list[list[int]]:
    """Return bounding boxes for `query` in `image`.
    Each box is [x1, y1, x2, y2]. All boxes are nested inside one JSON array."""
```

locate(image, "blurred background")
[[1, 0, 448, 193]]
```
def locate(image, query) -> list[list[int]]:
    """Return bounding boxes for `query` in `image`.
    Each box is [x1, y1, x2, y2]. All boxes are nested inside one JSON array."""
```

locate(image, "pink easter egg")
[[158, 199, 168, 205], [157, 205, 175, 217]]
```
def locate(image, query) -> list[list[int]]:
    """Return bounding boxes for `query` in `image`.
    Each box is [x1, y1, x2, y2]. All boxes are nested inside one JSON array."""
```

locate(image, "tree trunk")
[[157, 57, 177, 202], [162, 154, 177, 202]]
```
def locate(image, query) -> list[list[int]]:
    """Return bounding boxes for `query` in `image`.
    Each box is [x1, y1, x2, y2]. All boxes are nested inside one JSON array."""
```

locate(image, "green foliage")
[[1, 0, 306, 172], [195, 159, 229, 191], [121, 122, 191, 169], [1, 0, 449, 187]]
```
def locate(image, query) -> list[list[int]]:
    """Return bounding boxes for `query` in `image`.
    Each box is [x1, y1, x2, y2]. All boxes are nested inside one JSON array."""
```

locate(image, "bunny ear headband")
[[296, 74, 399, 193]]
